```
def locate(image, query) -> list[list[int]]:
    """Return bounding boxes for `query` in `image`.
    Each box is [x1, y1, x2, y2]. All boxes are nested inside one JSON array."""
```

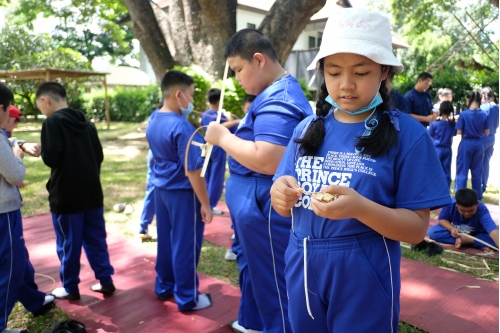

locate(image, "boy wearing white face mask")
[[146, 70, 213, 311]]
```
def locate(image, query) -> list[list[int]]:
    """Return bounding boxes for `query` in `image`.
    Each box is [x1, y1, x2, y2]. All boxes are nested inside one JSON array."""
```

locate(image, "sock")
[[192, 293, 211, 310]]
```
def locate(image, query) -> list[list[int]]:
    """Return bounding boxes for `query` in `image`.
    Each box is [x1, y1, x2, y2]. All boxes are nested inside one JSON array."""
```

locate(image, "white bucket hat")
[[307, 8, 404, 73]]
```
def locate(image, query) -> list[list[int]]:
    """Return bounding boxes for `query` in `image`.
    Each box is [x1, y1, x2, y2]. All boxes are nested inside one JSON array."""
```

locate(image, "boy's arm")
[[438, 218, 460, 238], [489, 229, 499, 247], [0, 140, 25, 186], [186, 169, 213, 223], [41, 119, 64, 168]]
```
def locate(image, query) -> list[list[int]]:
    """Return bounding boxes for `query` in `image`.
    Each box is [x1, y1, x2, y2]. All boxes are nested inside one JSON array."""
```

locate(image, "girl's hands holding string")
[[271, 176, 302, 217], [311, 185, 362, 220]]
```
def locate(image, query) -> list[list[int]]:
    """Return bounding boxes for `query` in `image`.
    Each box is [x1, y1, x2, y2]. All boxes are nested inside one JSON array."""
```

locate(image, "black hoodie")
[[41, 108, 104, 214]]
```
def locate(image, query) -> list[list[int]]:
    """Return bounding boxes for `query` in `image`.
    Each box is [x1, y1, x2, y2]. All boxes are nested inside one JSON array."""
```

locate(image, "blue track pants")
[[455, 138, 483, 199], [285, 230, 401, 333], [226, 175, 291, 333], [428, 224, 496, 247], [0, 210, 45, 330], [52, 207, 114, 294], [154, 188, 205, 310]]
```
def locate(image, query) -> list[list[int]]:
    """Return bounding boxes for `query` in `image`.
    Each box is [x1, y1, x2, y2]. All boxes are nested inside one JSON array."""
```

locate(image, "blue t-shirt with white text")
[[274, 110, 452, 239], [439, 199, 498, 235]]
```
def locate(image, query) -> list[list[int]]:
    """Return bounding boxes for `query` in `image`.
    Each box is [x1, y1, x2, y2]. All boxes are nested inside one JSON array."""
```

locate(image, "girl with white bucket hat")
[[270, 8, 451, 332]]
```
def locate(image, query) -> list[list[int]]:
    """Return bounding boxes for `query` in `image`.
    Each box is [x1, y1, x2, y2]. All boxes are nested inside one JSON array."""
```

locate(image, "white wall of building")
[[236, 8, 265, 31]]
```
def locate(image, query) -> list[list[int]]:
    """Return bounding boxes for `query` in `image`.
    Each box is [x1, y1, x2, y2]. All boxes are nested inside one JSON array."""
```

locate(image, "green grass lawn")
[[7, 121, 499, 333]]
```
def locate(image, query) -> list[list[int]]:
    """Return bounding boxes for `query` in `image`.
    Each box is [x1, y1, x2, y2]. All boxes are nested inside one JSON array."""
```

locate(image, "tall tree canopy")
[[11, 0, 135, 64]]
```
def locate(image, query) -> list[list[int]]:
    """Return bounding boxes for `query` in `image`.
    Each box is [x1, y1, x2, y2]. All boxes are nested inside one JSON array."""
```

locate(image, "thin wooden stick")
[[200, 60, 230, 177], [459, 233, 499, 251], [455, 285, 480, 291], [483, 259, 491, 270]]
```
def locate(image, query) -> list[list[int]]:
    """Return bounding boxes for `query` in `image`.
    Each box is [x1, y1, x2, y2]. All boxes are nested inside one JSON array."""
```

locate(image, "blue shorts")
[[285, 230, 401, 333]]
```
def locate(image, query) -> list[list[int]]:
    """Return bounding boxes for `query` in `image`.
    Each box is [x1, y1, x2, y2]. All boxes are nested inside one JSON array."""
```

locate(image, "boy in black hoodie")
[[36, 82, 115, 300]]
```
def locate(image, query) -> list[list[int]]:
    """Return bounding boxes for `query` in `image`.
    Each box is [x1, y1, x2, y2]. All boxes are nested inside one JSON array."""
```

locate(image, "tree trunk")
[[152, 0, 193, 66], [183, 0, 237, 78], [490, 0, 499, 8], [123, 0, 176, 82], [259, 0, 327, 66]]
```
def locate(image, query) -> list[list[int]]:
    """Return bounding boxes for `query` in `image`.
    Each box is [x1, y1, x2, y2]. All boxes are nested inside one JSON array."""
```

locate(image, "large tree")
[[125, 0, 326, 80]]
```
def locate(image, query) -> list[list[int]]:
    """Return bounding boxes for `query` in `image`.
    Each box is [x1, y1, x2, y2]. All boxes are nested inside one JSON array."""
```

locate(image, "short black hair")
[[417, 72, 433, 81], [36, 82, 67, 101], [207, 88, 221, 105], [0, 83, 14, 111], [224, 29, 278, 63], [242, 94, 256, 105], [160, 70, 194, 97], [455, 188, 478, 207]]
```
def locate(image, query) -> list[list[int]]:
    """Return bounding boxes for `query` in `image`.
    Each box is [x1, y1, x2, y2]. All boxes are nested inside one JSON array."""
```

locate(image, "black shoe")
[[32, 295, 56, 317], [90, 283, 115, 294], [411, 240, 428, 251], [425, 242, 444, 256], [157, 294, 173, 300], [43, 320, 86, 333]]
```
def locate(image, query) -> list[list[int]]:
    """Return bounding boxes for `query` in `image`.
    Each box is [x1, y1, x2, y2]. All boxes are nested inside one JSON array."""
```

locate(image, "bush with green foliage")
[[83, 85, 160, 122]]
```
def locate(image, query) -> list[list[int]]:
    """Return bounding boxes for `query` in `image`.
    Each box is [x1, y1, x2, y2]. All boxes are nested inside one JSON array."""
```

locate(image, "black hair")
[[417, 72, 433, 81], [481, 86, 498, 104], [36, 82, 67, 101], [224, 29, 278, 63], [160, 70, 194, 97], [466, 90, 481, 110], [295, 58, 397, 157], [455, 188, 478, 207], [0, 82, 14, 112], [242, 94, 256, 105], [439, 101, 455, 125], [207, 88, 221, 105]]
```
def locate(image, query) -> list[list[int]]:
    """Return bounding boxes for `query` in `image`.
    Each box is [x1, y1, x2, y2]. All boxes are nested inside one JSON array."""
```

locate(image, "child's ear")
[[381, 66, 389, 81], [253, 53, 265, 68]]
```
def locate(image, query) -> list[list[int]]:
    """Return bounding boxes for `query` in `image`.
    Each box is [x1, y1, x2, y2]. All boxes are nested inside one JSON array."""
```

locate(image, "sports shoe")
[[138, 231, 152, 240], [51, 287, 80, 300], [231, 233, 235, 240], [230, 320, 263, 333], [225, 249, 237, 261], [90, 283, 116, 294], [212, 208, 223, 215], [32, 294, 56, 317]]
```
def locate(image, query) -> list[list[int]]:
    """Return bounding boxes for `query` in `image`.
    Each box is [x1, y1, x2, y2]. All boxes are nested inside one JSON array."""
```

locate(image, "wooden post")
[[103, 75, 110, 129], [45, 69, 50, 82]]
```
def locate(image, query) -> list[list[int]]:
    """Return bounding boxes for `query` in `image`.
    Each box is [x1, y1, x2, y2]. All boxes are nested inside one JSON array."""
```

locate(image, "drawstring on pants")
[[303, 236, 314, 319]]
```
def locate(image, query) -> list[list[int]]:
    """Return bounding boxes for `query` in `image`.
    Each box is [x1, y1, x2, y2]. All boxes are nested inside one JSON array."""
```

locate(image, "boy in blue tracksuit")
[[428, 101, 457, 189], [455, 91, 489, 199], [0, 83, 54, 333], [200, 88, 235, 214], [480, 87, 499, 193], [205, 29, 312, 333], [37, 82, 115, 300], [428, 188, 499, 248], [146, 70, 213, 311]]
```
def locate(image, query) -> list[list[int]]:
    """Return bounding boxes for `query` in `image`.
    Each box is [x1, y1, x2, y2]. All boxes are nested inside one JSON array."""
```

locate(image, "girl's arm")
[[312, 185, 429, 244], [270, 176, 303, 217]]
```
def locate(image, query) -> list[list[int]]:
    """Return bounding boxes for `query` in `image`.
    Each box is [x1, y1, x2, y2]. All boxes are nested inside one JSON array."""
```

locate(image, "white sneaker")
[[231, 233, 235, 240], [139, 231, 152, 240], [212, 208, 223, 215], [225, 249, 237, 261], [230, 320, 263, 333]]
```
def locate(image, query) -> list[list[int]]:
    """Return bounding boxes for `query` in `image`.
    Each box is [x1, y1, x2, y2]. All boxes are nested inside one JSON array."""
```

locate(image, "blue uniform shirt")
[[200, 109, 237, 134], [274, 111, 452, 239], [481, 103, 499, 136], [390, 90, 410, 114], [428, 120, 456, 147], [439, 199, 498, 235], [405, 88, 433, 127], [229, 75, 313, 178], [146, 112, 204, 190], [456, 109, 489, 138]]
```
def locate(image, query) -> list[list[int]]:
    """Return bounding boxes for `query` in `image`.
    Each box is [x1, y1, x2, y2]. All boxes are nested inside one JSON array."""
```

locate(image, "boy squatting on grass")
[[428, 188, 499, 249]]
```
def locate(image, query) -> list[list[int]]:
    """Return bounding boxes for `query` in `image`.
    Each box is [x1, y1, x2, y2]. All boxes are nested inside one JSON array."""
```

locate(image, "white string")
[[383, 237, 394, 333], [303, 237, 314, 319], [268, 205, 287, 332]]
